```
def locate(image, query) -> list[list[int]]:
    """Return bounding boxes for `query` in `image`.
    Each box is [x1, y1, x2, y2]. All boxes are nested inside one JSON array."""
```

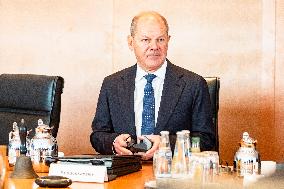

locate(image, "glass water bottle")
[[154, 131, 172, 178], [171, 131, 187, 178]]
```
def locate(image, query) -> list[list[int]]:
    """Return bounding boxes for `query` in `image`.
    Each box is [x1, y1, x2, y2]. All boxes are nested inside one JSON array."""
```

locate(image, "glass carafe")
[[8, 120, 30, 166], [30, 119, 58, 172], [233, 132, 260, 176]]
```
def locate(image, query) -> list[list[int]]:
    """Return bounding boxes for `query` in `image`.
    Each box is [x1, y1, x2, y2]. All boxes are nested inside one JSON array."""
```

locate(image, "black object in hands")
[[126, 136, 153, 153]]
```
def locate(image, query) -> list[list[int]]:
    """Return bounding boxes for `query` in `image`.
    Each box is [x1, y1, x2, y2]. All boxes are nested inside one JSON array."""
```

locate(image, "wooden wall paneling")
[[0, 1, 283, 162], [275, 0, 284, 162]]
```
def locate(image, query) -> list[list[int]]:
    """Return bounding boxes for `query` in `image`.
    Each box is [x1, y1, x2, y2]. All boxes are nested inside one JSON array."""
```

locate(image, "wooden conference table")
[[4, 163, 284, 189], [3, 162, 155, 189]]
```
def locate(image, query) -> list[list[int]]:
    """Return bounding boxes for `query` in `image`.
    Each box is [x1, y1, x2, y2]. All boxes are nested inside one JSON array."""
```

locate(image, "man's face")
[[128, 16, 170, 72]]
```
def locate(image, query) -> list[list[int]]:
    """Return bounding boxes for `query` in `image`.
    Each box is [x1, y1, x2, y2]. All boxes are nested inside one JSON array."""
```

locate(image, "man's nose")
[[149, 40, 158, 50]]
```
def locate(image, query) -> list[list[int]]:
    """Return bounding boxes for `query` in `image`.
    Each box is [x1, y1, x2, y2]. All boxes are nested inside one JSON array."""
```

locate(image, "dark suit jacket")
[[90, 60, 215, 154]]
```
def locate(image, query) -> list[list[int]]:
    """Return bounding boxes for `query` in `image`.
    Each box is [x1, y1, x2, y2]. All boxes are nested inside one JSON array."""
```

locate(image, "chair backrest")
[[0, 74, 64, 145], [204, 77, 220, 152]]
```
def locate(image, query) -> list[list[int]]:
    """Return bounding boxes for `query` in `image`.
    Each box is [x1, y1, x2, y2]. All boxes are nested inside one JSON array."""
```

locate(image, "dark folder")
[[46, 155, 142, 181]]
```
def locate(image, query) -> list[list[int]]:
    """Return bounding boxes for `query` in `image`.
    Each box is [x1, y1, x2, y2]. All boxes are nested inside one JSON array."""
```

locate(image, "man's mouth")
[[147, 54, 160, 57]]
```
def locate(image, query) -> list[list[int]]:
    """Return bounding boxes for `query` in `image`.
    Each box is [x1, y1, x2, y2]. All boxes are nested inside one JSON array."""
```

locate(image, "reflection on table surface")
[[149, 163, 284, 189], [245, 163, 284, 189], [3, 160, 284, 189]]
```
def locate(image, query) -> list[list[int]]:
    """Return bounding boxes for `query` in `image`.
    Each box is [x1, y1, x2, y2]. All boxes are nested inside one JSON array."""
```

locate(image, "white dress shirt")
[[134, 61, 167, 137]]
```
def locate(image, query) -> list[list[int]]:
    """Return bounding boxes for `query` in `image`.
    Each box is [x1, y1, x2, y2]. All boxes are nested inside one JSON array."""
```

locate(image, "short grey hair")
[[130, 11, 169, 37]]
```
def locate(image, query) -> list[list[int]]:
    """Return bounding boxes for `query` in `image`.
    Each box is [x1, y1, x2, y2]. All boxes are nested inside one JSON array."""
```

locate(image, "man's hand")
[[137, 135, 160, 160], [113, 134, 133, 155]]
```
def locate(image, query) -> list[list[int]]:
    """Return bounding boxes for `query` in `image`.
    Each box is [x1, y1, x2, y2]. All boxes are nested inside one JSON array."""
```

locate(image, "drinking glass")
[[189, 153, 204, 183], [202, 151, 219, 175]]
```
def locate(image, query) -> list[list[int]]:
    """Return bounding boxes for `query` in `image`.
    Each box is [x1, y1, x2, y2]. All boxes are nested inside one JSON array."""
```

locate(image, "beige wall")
[[0, 0, 283, 163]]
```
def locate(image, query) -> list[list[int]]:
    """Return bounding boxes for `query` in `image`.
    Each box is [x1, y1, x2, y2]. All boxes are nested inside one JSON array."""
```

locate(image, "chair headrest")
[[0, 74, 60, 112]]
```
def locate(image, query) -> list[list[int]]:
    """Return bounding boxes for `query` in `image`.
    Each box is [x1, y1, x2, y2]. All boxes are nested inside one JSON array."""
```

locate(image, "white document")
[[48, 162, 108, 183]]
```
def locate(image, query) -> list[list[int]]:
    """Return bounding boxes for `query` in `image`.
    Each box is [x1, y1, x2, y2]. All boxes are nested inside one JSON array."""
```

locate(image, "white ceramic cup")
[[261, 161, 276, 176]]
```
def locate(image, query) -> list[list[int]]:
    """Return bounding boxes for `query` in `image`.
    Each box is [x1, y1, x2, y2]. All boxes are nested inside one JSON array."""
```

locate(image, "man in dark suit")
[[90, 11, 215, 160]]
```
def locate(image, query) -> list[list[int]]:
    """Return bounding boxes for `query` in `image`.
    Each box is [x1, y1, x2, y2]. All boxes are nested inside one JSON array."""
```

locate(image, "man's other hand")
[[137, 135, 160, 160], [113, 134, 133, 155]]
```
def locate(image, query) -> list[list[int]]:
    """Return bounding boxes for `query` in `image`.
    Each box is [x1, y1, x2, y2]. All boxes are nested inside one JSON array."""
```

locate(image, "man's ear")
[[127, 35, 134, 51]]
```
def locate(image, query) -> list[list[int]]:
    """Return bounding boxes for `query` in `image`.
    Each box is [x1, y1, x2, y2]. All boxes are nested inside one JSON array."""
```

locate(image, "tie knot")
[[144, 74, 156, 83]]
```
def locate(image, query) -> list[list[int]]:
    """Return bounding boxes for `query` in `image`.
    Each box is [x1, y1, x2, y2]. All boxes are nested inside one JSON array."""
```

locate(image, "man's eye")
[[142, 39, 150, 42], [158, 38, 165, 42]]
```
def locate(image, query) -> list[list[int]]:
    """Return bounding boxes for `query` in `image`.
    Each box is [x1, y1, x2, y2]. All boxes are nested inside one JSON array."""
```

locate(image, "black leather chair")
[[0, 74, 64, 145], [204, 77, 220, 152]]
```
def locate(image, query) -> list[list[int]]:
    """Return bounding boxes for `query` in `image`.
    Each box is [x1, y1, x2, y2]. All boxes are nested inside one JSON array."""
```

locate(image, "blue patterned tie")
[[141, 74, 157, 135]]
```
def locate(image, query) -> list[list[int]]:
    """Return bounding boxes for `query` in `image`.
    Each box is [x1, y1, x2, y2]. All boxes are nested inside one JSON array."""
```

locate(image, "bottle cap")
[[160, 131, 169, 135]]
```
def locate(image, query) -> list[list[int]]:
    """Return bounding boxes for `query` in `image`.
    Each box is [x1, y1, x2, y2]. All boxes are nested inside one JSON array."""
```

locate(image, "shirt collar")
[[135, 60, 167, 82]]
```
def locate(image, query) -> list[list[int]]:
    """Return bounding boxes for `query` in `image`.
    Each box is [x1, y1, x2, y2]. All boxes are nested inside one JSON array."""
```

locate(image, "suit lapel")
[[155, 61, 185, 133], [119, 65, 137, 136], [117, 62, 185, 135]]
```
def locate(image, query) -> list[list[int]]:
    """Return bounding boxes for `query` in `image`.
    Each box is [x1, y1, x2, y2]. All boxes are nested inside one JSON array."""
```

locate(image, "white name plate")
[[48, 162, 108, 183]]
